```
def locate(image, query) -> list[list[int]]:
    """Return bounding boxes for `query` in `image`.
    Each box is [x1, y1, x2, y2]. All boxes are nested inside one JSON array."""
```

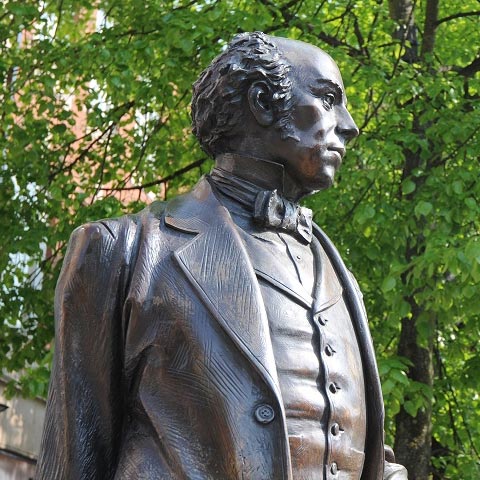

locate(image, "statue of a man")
[[37, 32, 407, 479]]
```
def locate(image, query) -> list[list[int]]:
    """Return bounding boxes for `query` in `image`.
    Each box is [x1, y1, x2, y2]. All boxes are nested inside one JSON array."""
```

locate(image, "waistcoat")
[[240, 227, 367, 479]]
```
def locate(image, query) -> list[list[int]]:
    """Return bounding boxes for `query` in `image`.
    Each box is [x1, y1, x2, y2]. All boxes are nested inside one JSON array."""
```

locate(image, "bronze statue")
[[37, 32, 408, 479]]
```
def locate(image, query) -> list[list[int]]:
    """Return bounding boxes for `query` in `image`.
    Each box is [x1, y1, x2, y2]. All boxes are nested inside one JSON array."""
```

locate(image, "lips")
[[325, 144, 345, 167], [328, 145, 345, 159], [322, 150, 342, 170]]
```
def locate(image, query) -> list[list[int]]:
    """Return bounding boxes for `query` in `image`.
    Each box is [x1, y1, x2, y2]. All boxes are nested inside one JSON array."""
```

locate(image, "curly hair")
[[191, 32, 295, 158]]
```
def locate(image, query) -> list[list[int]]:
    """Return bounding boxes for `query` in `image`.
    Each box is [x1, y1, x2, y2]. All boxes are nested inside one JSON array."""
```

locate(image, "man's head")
[[191, 32, 295, 158], [191, 32, 359, 199]]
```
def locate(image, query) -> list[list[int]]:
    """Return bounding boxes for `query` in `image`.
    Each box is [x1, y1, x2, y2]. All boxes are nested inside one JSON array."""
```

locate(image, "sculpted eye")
[[310, 83, 341, 109], [322, 92, 336, 109]]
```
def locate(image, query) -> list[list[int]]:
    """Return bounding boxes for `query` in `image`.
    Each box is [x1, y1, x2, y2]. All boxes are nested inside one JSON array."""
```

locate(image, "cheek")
[[292, 104, 324, 132]]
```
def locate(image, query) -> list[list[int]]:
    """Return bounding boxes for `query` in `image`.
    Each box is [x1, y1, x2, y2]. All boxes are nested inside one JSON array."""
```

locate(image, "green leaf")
[[403, 400, 419, 418], [465, 240, 480, 265], [464, 197, 476, 210], [52, 123, 67, 134], [452, 180, 463, 195], [381, 276, 396, 293], [414, 201, 433, 217], [354, 204, 375, 225], [402, 180, 416, 195]]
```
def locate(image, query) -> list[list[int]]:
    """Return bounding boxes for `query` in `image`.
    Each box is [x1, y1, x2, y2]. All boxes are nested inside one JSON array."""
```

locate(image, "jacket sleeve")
[[36, 219, 137, 480]]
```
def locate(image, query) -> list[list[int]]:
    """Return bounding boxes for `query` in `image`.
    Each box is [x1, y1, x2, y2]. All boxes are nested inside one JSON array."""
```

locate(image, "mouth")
[[328, 146, 346, 160], [324, 145, 345, 169], [326, 148, 344, 169]]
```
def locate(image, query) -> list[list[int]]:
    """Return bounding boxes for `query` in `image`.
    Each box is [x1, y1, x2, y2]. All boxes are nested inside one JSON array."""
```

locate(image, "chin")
[[311, 173, 335, 191], [298, 178, 333, 199], [303, 161, 337, 192]]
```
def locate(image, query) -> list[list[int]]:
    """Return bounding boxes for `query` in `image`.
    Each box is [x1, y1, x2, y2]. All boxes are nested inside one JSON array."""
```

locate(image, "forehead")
[[273, 38, 345, 92]]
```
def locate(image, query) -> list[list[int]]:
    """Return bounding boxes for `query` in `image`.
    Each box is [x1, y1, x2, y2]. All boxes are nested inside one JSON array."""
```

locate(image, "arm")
[[384, 446, 409, 480], [36, 219, 137, 479]]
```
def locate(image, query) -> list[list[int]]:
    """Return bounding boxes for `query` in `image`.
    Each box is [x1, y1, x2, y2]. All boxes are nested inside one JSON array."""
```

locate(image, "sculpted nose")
[[336, 107, 359, 143]]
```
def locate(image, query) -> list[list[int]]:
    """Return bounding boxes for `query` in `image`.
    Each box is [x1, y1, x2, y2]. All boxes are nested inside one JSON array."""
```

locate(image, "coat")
[[36, 177, 385, 480]]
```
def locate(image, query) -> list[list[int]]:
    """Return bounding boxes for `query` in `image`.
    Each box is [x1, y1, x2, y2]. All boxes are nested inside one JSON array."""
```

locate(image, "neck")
[[215, 153, 285, 192], [215, 153, 310, 202]]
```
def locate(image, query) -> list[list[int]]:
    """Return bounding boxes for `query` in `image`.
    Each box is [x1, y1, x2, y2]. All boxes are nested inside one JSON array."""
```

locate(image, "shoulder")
[[63, 201, 167, 271], [71, 201, 166, 244]]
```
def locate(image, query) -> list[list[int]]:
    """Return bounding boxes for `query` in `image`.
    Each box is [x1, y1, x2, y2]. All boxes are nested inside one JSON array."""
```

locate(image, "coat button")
[[330, 462, 338, 475], [329, 382, 339, 394], [254, 404, 275, 424], [331, 423, 340, 436]]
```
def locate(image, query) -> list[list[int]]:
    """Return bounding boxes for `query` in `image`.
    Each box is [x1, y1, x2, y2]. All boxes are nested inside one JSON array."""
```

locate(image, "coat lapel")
[[311, 235, 343, 316], [164, 178, 281, 398]]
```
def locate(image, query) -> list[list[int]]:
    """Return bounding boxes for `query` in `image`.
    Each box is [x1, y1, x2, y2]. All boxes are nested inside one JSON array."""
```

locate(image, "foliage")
[[1, 0, 479, 477]]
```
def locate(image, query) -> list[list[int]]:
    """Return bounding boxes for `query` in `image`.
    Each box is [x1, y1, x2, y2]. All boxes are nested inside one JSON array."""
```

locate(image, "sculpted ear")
[[248, 81, 274, 126]]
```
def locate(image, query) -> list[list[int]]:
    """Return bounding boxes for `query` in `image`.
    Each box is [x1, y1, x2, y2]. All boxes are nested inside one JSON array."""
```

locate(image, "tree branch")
[[436, 10, 480, 25], [101, 157, 208, 192], [339, 177, 376, 221], [53, 0, 64, 40], [456, 56, 480, 77], [305, 24, 363, 58], [90, 124, 114, 205]]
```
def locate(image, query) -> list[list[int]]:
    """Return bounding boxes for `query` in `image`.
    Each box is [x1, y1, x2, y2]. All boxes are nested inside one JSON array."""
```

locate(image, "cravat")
[[254, 189, 313, 243], [209, 168, 313, 244]]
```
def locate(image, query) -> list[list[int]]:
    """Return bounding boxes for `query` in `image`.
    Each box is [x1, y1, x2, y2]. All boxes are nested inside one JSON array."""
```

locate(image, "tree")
[[1, 1, 479, 478]]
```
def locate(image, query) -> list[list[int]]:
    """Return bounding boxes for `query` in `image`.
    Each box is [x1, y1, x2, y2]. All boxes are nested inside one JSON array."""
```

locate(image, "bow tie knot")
[[254, 190, 313, 244]]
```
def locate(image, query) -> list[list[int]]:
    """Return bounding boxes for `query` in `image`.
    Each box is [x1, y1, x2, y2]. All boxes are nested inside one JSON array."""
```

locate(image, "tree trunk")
[[421, 0, 439, 59], [394, 300, 434, 479], [388, 0, 418, 62], [388, 1, 439, 478]]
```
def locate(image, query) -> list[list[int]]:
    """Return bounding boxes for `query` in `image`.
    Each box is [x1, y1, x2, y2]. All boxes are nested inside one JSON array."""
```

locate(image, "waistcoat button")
[[313, 312, 327, 325], [325, 344, 335, 356], [254, 404, 275, 424], [330, 462, 338, 475]]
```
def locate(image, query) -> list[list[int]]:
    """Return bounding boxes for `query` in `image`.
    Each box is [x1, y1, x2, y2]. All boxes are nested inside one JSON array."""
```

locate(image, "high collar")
[[215, 153, 287, 195], [208, 166, 313, 244]]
